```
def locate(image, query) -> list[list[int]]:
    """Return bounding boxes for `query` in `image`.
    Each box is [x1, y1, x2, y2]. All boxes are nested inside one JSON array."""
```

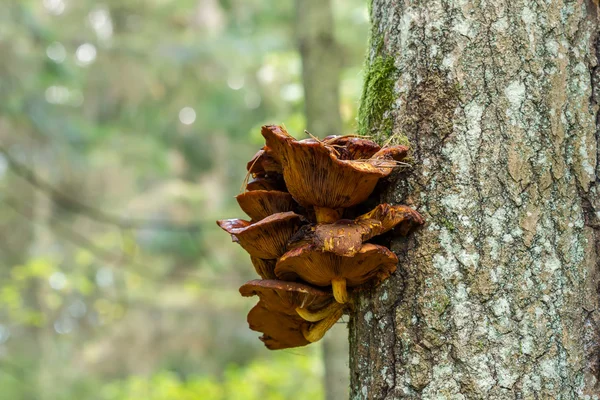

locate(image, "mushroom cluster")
[[217, 125, 424, 350]]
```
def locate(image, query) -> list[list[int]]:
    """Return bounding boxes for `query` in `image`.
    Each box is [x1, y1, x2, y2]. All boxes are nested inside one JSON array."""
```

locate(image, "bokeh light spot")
[[179, 107, 196, 125]]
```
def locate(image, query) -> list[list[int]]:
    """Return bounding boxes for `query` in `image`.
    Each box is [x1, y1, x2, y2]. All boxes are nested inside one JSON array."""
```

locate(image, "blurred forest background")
[[0, 0, 369, 399]]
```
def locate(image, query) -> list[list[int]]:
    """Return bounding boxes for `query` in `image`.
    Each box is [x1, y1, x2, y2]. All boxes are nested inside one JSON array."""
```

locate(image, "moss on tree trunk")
[[350, 1, 600, 398]]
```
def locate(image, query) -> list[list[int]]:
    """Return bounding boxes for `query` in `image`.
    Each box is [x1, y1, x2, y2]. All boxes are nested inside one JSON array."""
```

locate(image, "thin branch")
[[0, 145, 203, 232]]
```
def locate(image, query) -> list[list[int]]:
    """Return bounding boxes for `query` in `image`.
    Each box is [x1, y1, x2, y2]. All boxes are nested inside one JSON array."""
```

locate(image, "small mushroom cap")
[[246, 175, 286, 192], [275, 243, 398, 288], [322, 135, 381, 160], [356, 203, 424, 236], [247, 147, 282, 177], [261, 125, 399, 209], [236, 190, 296, 221], [371, 146, 409, 162], [216, 211, 305, 259], [287, 204, 424, 256], [247, 302, 310, 350], [240, 279, 333, 316]]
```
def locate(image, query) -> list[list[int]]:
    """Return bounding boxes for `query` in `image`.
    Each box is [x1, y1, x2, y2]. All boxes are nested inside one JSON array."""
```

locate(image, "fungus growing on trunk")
[[275, 243, 398, 304], [239, 279, 343, 321], [246, 146, 282, 176], [261, 125, 408, 223], [216, 211, 305, 259], [321, 135, 381, 160], [236, 190, 296, 221], [288, 203, 424, 256], [247, 303, 310, 350], [217, 125, 423, 349], [247, 300, 344, 349]]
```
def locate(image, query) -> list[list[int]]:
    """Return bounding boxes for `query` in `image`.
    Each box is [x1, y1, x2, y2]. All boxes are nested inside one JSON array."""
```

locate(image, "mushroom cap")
[[240, 279, 333, 316], [216, 211, 305, 259], [356, 203, 424, 236], [261, 125, 400, 209], [236, 190, 296, 221], [247, 147, 282, 177], [250, 257, 277, 279], [322, 135, 381, 160], [247, 302, 309, 350], [275, 243, 398, 288], [287, 204, 424, 256], [246, 175, 286, 192]]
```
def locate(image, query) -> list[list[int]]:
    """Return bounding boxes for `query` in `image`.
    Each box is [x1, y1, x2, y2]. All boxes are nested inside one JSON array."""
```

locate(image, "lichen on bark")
[[350, 0, 600, 399]]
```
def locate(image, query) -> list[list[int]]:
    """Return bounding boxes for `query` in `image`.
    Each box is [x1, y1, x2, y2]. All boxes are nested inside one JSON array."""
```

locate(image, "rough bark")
[[350, 1, 600, 398], [295, 1, 349, 399]]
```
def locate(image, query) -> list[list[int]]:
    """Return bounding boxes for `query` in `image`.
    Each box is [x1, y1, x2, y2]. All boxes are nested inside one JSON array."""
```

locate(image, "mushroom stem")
[[296, 302, 343, 322], [331, 278, 348, 304], [301, 307, 344, 343], [314, 206, 342, 223]]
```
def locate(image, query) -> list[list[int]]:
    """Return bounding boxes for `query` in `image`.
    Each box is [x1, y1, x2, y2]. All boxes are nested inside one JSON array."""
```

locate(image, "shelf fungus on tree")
[[246, 300, 344, 349], [246, 146, 282, 176], [288, 203, 424, 257], [239, 279, 343, 321], [218, 125, 424, 350], [236, 190, 296, 222], [261, 124, 409, 223], [246, 303, 310, 350], [275, 243, 398, 304], [216, 211, 305, 259]]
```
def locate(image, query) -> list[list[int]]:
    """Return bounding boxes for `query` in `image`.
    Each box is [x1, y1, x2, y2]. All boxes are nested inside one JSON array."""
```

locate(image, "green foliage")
[[101, 352, 324, 400], [0, 1, 367, 398]]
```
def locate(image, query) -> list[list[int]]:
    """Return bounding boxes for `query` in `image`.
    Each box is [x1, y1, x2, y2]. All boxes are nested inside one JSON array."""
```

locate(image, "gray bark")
[[351, 1, 600, 399], [295, 1, 349, 399]]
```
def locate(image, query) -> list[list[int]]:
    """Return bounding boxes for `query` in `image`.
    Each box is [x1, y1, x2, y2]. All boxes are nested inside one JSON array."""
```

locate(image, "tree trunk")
[[350, 1, 600, 398], [295, 1, 349, 399]]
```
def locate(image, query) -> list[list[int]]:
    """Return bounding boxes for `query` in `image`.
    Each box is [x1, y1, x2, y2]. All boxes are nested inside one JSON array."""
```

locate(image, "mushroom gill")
[[275, 243, 398, 304], [216, 211, 305, 259], [239, 279, 341, 321]]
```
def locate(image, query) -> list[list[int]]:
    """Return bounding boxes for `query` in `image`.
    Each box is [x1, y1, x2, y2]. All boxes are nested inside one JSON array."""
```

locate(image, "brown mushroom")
[[322, 135, 382, 160], [247, 146, 282, 176], [239, 279, 342, 321], [261, 125, 404, 223], [216, 211, 305, 259], [236, 190, 296, 221], [314, 204, 424, 256], [247, 303, 309, 350], [275, 243, 398, 304], [245, 175, 286, 192], [247, 301, 344, 349]]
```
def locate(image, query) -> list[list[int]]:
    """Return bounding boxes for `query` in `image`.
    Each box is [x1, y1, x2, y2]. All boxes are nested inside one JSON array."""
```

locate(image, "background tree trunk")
[[351, 1, 600, 398], [295, 1, 349, 399]]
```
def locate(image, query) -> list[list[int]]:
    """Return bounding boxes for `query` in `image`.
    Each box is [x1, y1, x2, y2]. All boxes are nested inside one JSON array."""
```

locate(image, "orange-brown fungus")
[[218, 124, 424, 349], [247, 146, 282, 176], [216, 211, 305, 259], [261, 125, 401, 215], [247, 303, 310, 350], [245, 176, 286, 192], [236, 190, 296, 221], [275, 243, 398, 303]]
